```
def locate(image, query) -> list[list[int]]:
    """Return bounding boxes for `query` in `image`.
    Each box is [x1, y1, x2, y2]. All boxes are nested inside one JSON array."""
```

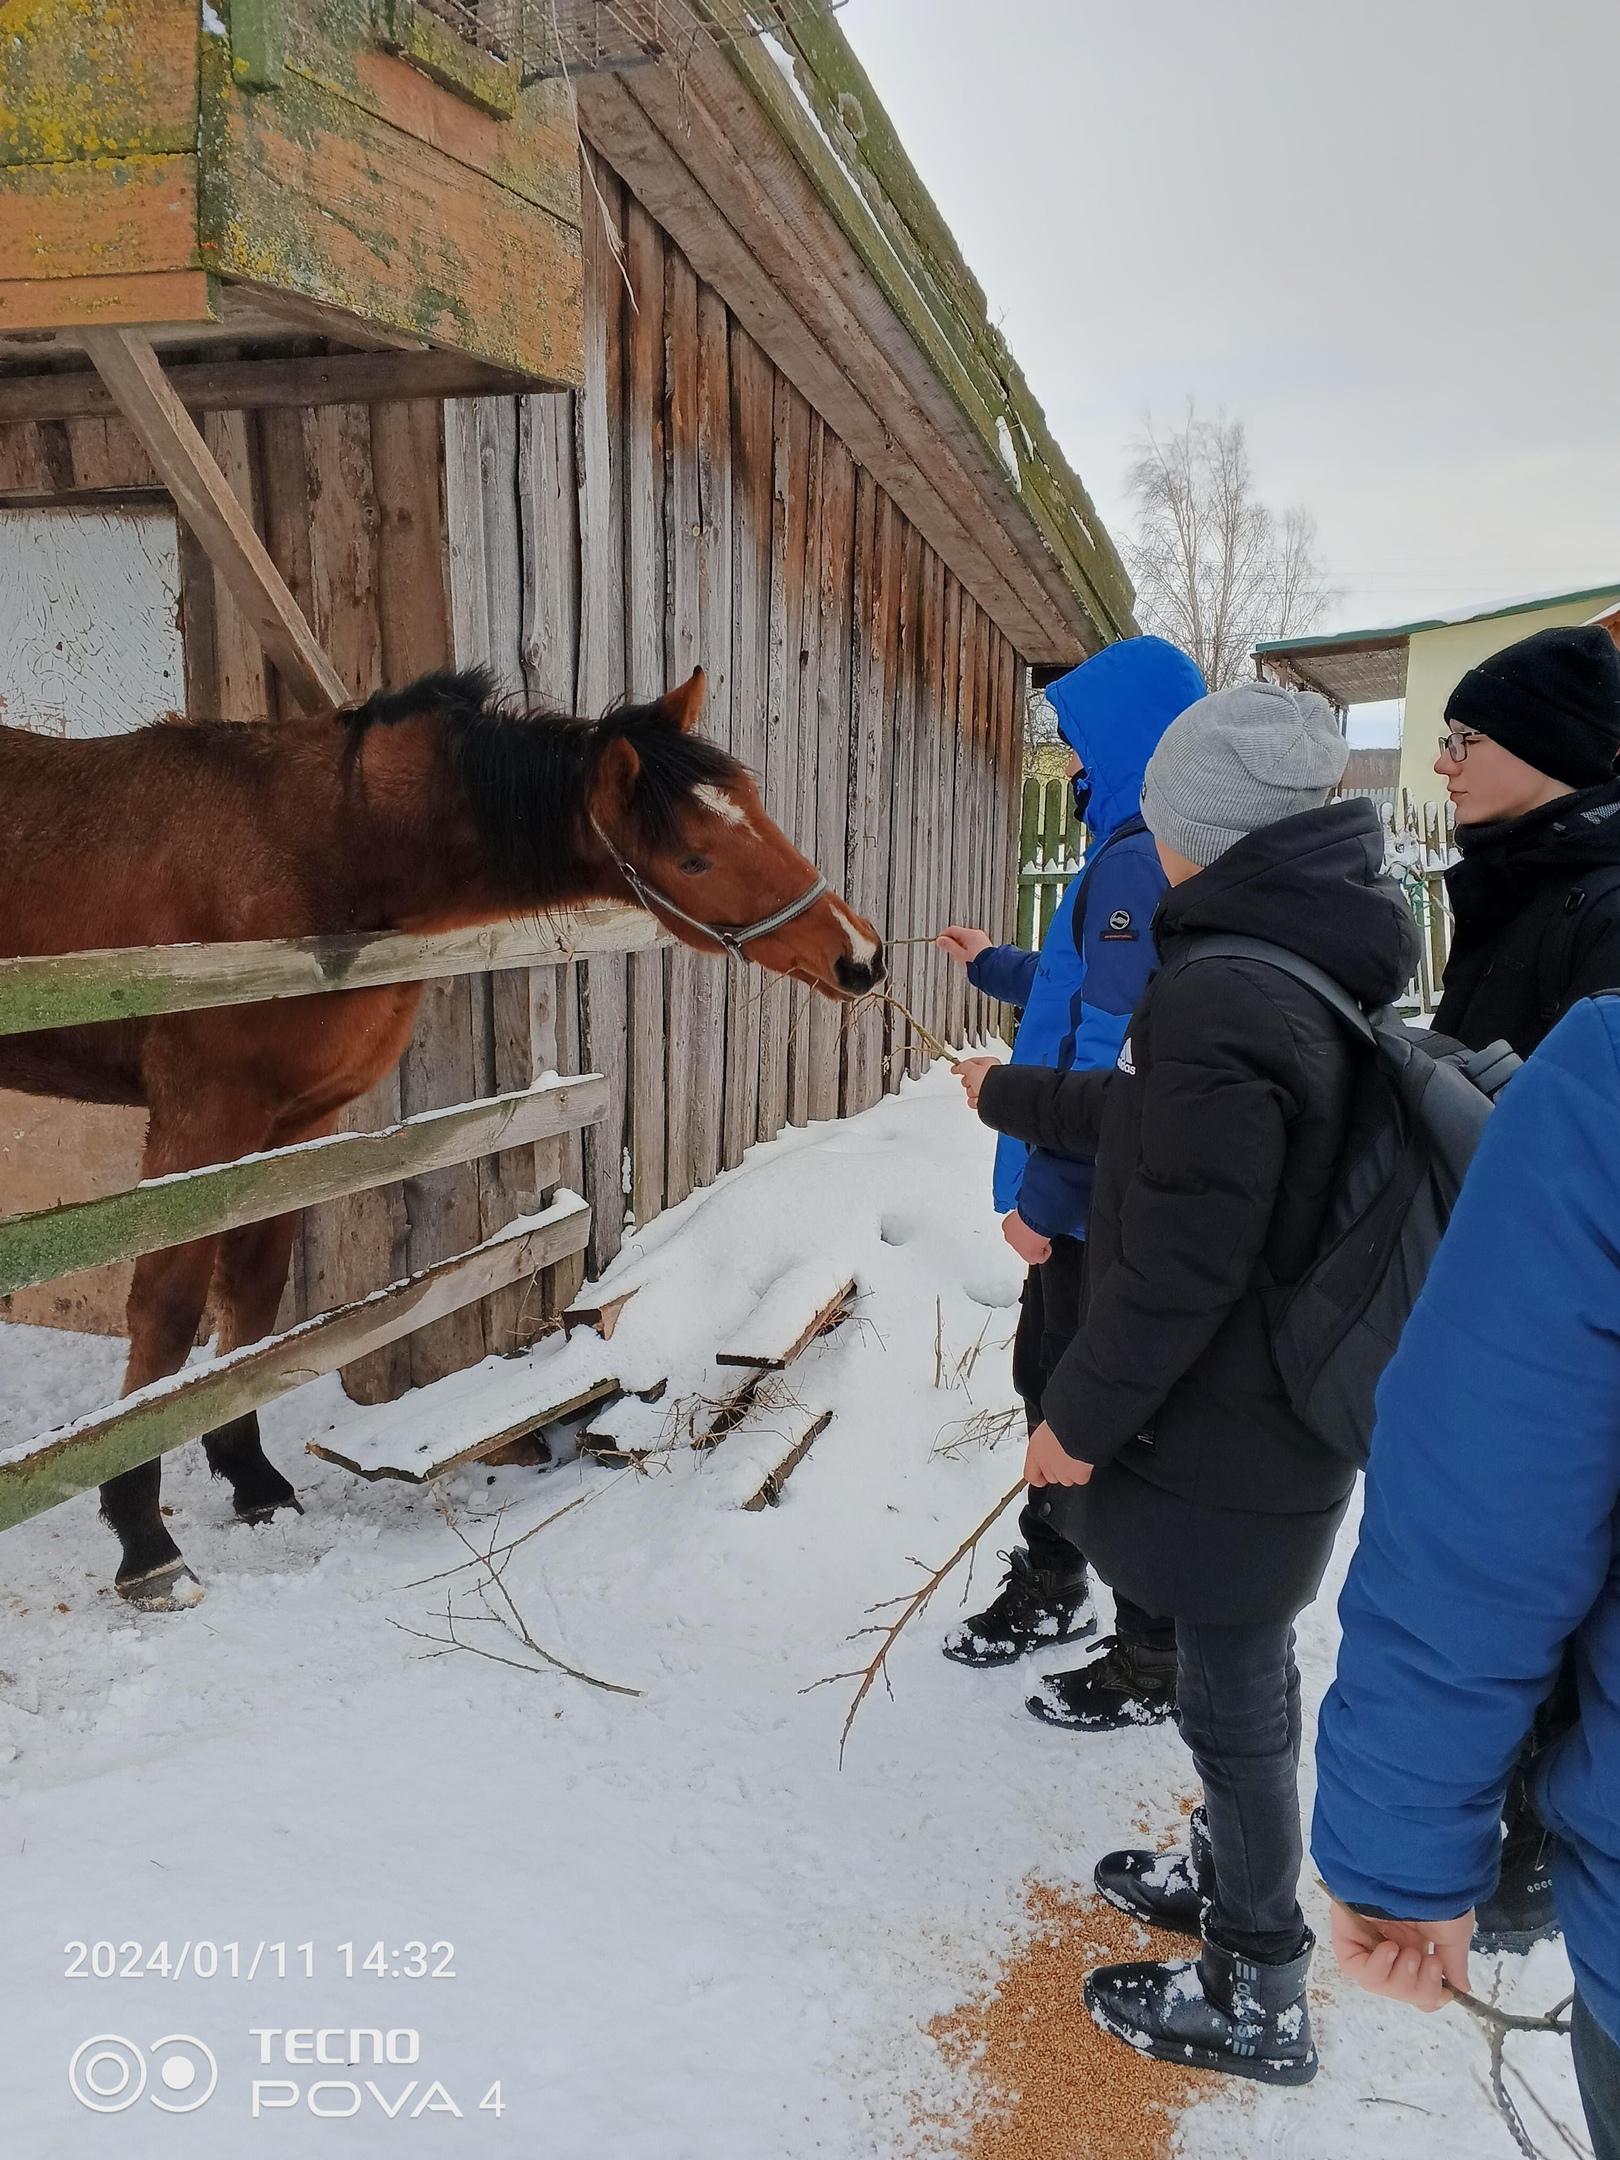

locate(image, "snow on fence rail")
[[0, 1196, 592, 1533], [0, 916, 648, 1528], [0, 1073, 609, 1298], [0, 905, 668, 1038]]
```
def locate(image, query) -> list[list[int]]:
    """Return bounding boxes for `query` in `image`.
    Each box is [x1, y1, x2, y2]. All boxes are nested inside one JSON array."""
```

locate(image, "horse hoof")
[[234, 1493, 304, 1526], [116, 1559, 206, 1611]]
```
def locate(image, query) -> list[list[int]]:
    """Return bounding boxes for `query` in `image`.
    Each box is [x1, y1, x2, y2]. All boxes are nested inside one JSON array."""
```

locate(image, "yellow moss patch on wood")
[[0, 154, 199, 281], [0, 0, 199, 166]]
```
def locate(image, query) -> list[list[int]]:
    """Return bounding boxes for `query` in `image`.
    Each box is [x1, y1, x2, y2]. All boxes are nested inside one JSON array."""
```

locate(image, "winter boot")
[[1094, 1806, 1213, 1938], [1084, 1927, 1318, 2086], [1474, 1820, 1561, 1954], [1025, 1635, 1178, 1730], [941, 1548, 1096, 1668]]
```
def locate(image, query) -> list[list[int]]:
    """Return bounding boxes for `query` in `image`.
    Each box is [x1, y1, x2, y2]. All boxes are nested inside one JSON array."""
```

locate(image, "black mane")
[[345, 669, 742, 897]]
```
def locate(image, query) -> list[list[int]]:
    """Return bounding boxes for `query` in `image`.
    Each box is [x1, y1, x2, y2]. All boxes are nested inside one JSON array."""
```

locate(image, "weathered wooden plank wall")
[[0, 157, 1026, 1397], [446, 157, 1025, 1281]]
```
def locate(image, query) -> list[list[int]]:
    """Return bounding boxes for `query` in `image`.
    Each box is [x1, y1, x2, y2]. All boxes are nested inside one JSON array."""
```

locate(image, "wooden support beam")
[[0, 1072, 609, 1298], [0, 1194, 592, 1534], [0, 351, 545, 428], [79, 327, 350, 714], [0, 908, 670, 1039]]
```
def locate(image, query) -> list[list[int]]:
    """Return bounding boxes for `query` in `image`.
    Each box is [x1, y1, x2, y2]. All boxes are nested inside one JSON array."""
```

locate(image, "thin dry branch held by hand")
[[1443, 1980, 1585, 2160], [803, 1480, 1024, 1764]]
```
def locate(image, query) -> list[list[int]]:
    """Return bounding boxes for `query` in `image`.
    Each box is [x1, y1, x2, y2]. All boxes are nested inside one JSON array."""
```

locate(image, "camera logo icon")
[[69, 2033, 218, 2114]]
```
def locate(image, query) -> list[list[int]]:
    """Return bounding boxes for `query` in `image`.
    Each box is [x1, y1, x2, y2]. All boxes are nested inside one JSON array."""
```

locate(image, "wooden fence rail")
[[0, 1073, 609, 1299], [0, 1194, 592, 1534], [0, 907, 667, 1039]]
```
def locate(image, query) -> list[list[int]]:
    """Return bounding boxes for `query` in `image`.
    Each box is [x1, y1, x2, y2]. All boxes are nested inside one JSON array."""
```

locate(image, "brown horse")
[[0, 668, 883, 1607]]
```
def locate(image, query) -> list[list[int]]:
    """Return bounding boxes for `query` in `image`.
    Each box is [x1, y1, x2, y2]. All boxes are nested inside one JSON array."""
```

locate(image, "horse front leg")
[[201, 1209, 307, 1524], [105, 1081, 280, 1609], [103, 1234, 222, 1609]]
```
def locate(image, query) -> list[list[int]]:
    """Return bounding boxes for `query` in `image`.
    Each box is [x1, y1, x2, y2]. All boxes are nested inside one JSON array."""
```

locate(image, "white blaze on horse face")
[[693, 782, 748, 828], [831, 900, 879, 965]]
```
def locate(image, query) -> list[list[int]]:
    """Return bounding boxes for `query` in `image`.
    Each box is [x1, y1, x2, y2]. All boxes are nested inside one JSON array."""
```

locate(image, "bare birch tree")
[[1125, 406, 1337, 688]]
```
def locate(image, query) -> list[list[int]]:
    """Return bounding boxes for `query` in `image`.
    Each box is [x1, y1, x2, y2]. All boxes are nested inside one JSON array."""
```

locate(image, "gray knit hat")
[[1140, 680, 1349, 868]]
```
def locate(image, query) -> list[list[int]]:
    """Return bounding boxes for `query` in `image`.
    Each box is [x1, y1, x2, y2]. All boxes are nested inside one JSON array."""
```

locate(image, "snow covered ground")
[[0, 1067, 1588, 2157]]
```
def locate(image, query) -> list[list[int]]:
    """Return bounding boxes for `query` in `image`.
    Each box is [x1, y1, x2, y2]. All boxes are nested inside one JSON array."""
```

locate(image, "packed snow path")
[[0, 1069, 1584, 2155]]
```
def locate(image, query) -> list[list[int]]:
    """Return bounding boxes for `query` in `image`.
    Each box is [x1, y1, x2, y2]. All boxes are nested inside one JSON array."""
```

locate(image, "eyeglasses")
[[1437, 730, 1484, 763]]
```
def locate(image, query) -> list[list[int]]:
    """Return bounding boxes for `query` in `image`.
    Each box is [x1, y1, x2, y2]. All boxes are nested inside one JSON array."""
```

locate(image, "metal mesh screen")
[[412, 0, 843, 75]]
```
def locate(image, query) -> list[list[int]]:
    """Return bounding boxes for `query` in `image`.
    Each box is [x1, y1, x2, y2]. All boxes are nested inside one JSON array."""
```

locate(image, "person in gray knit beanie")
[[1140, 680, 1349, 869]]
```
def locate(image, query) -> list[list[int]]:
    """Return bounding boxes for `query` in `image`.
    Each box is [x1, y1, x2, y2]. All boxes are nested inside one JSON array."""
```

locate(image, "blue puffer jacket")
[[1314, 996, 1620, 2047], [969, 635, 1205, 1233]]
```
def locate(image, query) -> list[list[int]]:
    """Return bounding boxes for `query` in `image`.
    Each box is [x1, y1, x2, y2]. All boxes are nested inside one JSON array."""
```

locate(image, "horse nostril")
[[834, 943, 886, 995]]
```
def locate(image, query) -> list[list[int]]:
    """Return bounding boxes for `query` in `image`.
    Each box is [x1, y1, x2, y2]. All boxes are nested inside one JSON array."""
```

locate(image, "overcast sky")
[[839, 0, 1620, 720]]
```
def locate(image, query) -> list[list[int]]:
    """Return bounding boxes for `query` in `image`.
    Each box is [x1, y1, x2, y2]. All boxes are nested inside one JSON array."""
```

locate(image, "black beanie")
[[1444, 625, 1620, 788]]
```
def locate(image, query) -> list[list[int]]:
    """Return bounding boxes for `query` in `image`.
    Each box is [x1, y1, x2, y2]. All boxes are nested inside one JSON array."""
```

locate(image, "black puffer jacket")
[[977, 799, 1418, 1624], [1434, 777, 1620, 1056]]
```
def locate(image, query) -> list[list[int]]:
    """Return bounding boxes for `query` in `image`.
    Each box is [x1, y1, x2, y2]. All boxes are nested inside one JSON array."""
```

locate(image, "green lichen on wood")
[[725, 4, 1136, 646], [0, 0, 200, 165], [196, 33, 582, 377]]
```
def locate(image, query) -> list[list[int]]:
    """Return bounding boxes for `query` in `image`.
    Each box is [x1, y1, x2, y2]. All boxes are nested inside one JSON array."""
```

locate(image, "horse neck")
[[342, 711, 619, 934]]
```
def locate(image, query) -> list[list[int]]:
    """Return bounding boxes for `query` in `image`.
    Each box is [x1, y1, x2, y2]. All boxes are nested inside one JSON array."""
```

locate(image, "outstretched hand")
[[937, 925, 992, 967], [1328, 1899, 1474, 2013], [1024, 1420, 1093, 1488], [953, 1056, 998, 1111]]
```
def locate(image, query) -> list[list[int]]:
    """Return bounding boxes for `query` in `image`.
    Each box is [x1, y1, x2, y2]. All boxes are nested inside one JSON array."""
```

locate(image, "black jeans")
[[1174, 1616, 1307, 1962], [1013, 1235, 1173, 1654], [1575, 1994, 1620, 2160]]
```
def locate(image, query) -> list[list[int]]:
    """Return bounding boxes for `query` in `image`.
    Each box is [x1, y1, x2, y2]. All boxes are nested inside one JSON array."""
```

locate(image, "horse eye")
[[679, 854, 711, 876]]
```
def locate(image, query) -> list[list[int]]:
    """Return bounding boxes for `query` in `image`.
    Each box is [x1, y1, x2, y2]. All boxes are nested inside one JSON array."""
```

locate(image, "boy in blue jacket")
[[937, 635, 1205, 1732], [1314, 995, 1620, 2158]]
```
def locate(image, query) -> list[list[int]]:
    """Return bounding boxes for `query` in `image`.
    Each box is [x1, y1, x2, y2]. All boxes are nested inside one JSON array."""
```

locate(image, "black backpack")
[[1175, 936, 1521, 1466]]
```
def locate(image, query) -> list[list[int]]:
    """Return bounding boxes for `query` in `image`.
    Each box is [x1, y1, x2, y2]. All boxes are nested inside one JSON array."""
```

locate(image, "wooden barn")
[[0, 0, 1135, 1402]]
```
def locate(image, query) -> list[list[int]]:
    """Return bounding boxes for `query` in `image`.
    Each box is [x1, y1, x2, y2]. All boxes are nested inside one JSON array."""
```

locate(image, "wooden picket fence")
[[1386, 789, 1457, 1012], [0, 908, 668, 1534], [1016, 773, 1082, 947]]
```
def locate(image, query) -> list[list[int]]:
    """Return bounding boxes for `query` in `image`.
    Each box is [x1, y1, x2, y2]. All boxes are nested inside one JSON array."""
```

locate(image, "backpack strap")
[[1173, 934, 1377, 1047], [1534, 864, 1620, 1026]]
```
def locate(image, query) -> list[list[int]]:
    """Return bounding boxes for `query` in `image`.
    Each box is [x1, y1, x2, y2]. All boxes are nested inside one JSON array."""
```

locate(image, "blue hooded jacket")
[[968, 635, 1206, 1235], [1314, 996, 1620, 2047]]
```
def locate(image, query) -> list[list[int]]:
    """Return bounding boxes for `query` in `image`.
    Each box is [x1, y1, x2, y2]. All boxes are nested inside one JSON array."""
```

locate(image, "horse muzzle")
[[834, 941, 886, 997]]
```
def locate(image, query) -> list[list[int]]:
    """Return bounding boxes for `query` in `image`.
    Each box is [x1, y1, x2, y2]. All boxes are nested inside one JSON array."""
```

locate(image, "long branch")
[[804, 1479, 1024, 1764]]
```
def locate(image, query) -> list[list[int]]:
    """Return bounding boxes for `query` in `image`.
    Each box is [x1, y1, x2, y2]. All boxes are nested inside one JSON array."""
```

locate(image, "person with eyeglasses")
[[1426, 621, 1620, 1955]]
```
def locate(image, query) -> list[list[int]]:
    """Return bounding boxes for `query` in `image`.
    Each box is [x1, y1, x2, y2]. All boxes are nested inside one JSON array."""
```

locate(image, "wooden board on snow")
[[684, 1404, 834, 1510], [713, 1265, 857, 1370], [738, 1408, 833, 1511], [307, 1342, 620, 1485], [578, 1391, 677, 1462]]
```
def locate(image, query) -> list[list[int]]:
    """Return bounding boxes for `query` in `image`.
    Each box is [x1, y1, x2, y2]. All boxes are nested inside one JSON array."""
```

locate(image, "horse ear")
[[594, 735, 641, 825], [656, 668, 706, 733]]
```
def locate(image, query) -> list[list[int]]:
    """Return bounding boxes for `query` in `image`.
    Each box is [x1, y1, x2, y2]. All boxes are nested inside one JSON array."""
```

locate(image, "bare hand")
[[1328, 1899, 1474, 2014], [953, 1056, 997, 1110], [1002, 1211, 1053, 1266], [937, 926, 992, 968], [1024, 1419, 1094, 1488]]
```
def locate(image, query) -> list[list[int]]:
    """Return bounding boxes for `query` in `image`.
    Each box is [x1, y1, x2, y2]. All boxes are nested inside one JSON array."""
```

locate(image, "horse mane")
[[344, 669, 742, 896]]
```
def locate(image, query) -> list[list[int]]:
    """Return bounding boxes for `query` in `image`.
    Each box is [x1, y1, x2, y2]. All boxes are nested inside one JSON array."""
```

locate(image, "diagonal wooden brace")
[[80, 327, 350, 715]]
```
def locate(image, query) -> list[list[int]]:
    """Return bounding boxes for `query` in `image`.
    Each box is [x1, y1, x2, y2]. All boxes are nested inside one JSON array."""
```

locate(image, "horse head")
[[587, 671, 886, 1000]]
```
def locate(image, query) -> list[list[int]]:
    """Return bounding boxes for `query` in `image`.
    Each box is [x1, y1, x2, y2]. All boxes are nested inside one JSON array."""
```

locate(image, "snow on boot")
[[941, 1547, 1097, 1668], [1025, 1634, 1178, 1730], [1095, 1806, 1213, 1938], [1084, 1928, 1318, 2087], [1474, 1821, 1561, 1953]]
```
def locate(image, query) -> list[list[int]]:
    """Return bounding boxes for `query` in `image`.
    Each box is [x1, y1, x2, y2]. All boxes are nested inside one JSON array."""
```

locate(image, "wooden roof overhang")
[[574, 13, 1136, 667], [1256, 633, 1410, 709]]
